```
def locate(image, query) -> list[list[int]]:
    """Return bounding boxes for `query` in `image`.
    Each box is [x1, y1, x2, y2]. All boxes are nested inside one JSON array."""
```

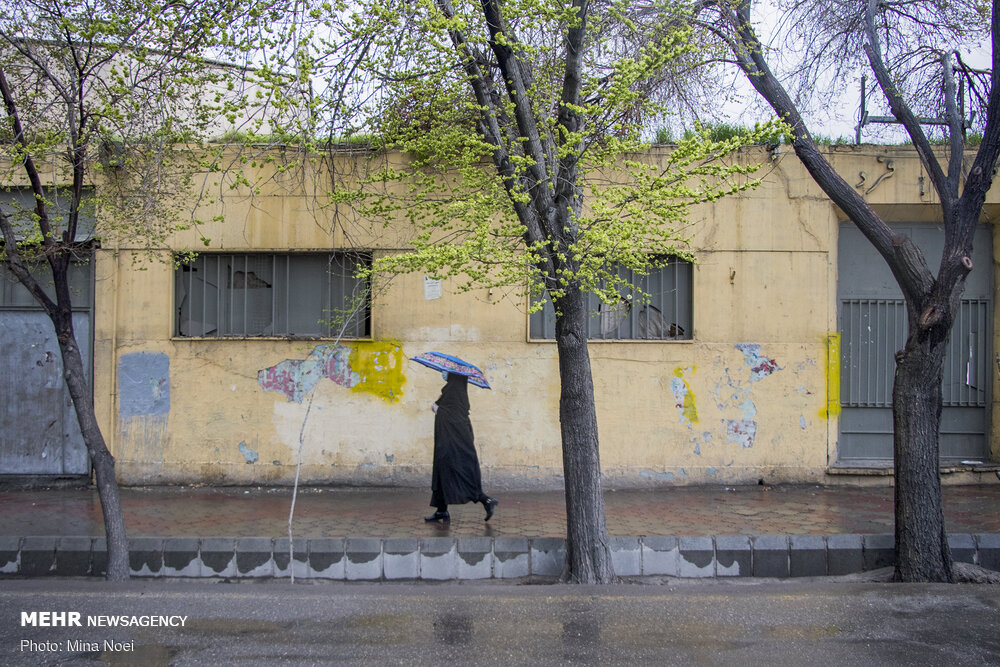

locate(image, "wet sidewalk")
[[2, 483, 999, 539]]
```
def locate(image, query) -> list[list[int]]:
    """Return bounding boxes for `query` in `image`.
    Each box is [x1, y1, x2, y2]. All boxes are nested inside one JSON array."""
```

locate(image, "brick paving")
[[1, 483, 998, 539]]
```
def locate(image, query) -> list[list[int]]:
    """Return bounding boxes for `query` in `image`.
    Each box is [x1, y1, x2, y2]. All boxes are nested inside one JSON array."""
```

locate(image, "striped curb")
[[0, 534, 996, 580]]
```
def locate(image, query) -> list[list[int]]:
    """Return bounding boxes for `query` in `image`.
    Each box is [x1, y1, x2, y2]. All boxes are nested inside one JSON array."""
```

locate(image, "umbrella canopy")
[[410, 352, 491, 389]]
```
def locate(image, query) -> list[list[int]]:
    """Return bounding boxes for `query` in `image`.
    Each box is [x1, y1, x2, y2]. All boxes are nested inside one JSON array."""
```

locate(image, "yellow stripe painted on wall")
[[825, 333, 841, 418]]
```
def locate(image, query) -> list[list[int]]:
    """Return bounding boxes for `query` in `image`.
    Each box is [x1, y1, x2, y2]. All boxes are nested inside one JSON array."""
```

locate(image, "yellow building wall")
[[88, 145, 999, 488]]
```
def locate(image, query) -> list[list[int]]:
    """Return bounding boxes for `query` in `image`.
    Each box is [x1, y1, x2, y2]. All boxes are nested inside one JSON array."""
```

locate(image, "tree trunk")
[[52, 265, 131, 582], [553, 284, 616, 584], [717, 0, 999, 585], [892, 313, 955, 583]]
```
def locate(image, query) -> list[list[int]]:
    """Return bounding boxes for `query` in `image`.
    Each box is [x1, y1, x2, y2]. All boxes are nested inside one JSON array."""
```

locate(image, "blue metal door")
[[1, 262, 93, 475]]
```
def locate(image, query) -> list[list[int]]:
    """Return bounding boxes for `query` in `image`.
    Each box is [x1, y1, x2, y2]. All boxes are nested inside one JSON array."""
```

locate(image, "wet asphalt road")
[[3, 579, 999, 666]]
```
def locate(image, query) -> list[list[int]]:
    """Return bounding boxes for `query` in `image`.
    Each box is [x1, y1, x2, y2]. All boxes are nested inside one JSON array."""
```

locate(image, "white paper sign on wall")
[[424, 276, 442, 300]]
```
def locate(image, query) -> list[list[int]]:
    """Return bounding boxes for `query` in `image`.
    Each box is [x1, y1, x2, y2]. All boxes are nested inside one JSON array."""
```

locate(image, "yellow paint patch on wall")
[[349, 341, 406, 402], [823, 333, 841, 418], [672, 366, 699, 425]]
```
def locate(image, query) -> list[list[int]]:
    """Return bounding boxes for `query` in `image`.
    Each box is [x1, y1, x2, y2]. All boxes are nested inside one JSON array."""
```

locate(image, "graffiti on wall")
[[258, 342, 405, 403]]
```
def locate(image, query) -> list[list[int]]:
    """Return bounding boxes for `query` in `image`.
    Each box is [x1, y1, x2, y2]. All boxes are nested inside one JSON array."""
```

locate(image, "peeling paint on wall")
[[695, 431, 713, 457], [257, 344, 360, 403], [670, 367, 699, 426], [735, 343, 782, 382], [710, 344, 783, 450], [726, 419, 757, 448], [257, 342, 406, 404]]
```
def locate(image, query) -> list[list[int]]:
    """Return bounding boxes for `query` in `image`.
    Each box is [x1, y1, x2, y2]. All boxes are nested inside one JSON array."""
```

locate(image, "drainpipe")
[[109, 239, 120, 462]]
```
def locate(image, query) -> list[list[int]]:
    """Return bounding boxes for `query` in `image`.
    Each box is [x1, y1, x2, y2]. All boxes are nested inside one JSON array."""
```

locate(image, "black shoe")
[[425, 511, 450, 523], [483, 497, 498, 522]]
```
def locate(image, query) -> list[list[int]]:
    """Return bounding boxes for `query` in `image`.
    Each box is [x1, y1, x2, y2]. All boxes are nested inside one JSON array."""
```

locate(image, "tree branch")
[[0, 209, 58, 316], [724, 0, 934, 305], [554, 0, 588, 216], [941, 53, 965, 193], [479, 0, 555, 201], [0, 34, 75, 107], [434, 0, 554, 278], [862, 0, 952, 214], [0, 66, 57, 250], [955, 0, 1000, 225]]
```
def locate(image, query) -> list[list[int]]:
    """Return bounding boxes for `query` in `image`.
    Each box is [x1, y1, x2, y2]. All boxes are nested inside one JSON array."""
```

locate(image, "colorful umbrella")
[[410, 351, 491, 389]]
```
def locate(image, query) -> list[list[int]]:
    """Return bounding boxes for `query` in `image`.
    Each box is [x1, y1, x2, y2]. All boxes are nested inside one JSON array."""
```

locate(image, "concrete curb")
[[0, 534, 995, 580]]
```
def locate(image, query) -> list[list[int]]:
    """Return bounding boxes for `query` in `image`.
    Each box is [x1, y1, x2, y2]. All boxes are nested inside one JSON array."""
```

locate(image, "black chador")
[[426, 373, 498, 522]]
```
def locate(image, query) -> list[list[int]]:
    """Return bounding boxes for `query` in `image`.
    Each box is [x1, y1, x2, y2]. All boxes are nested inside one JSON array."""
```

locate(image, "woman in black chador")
[[425, 372, 498, 523]]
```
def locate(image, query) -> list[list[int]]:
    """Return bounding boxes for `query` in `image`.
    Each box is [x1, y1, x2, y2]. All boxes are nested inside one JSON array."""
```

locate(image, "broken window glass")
[[174, 252, 371, 339]]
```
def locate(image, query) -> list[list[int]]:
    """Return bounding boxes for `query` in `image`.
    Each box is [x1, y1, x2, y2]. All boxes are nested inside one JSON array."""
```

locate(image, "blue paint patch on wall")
[[238, 441, 259, 464], [118, 352, 170, 417]]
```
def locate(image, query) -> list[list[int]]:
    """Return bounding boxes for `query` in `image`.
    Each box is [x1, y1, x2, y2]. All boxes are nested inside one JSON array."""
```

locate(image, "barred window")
[[174, 252, 371, 338], [529, 258, 692, 341]]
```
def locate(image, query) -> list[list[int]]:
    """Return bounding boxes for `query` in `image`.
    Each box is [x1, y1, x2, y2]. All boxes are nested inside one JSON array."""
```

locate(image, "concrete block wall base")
[[3, 534, 999, 581]]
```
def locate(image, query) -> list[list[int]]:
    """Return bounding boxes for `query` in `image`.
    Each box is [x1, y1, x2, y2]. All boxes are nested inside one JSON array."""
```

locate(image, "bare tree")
[[690, 0, 999, 581]]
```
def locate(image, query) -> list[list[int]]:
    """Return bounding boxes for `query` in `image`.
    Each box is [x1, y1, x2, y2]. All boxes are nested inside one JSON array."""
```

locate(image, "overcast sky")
[[720, 1, 993, 144]]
